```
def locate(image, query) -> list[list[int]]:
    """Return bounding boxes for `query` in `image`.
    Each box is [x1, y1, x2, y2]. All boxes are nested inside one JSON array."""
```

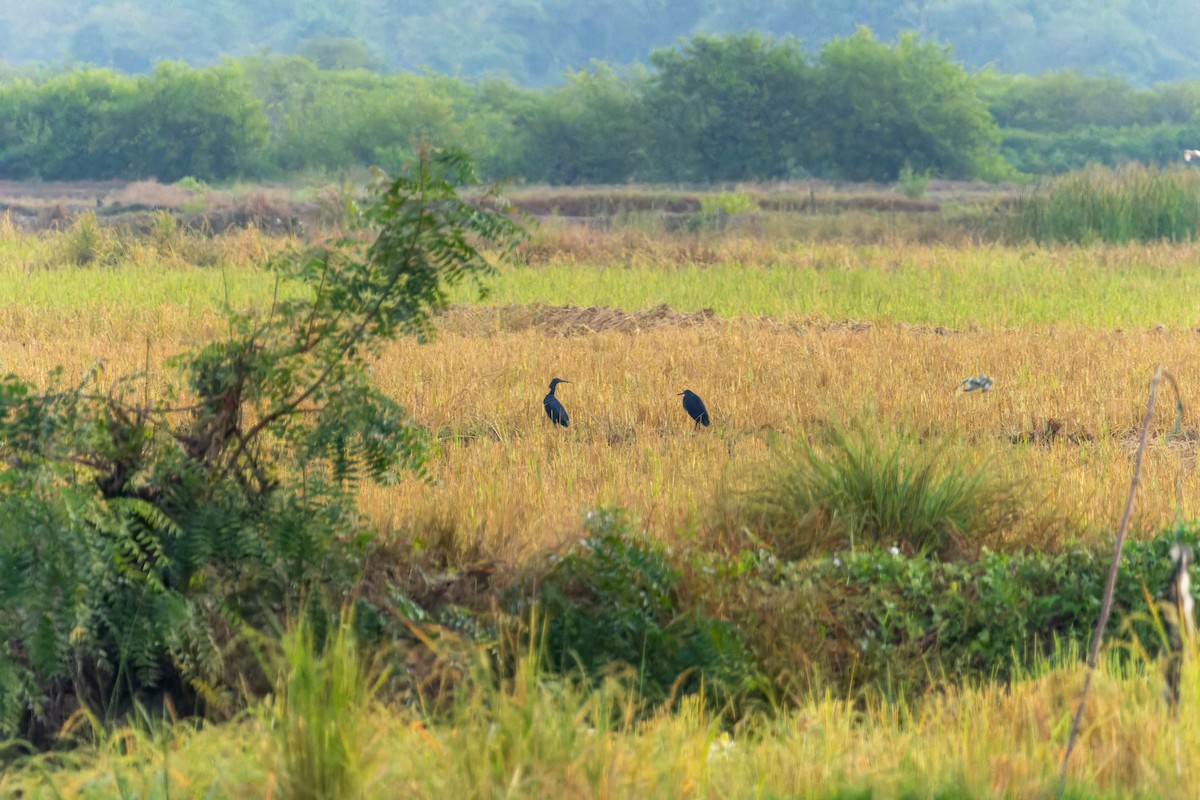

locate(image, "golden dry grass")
[[364, 321, 1200, 560], [6, 653, 1200, 798], [4, 311, 1199, 562], [2, 226, 1199, 563]]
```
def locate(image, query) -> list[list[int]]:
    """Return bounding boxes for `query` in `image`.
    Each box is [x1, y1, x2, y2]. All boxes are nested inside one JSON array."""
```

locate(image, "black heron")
[[1164, 541, 1195, 712], [677, 389, 710, 428], [544, 378, 570, 427]]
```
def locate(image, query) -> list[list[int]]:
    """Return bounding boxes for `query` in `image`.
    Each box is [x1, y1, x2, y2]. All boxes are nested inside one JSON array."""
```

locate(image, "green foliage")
[[897, 163, 931, 199], [646, 32, 816, 182], [13, 31, 1200, 185], [294, 37, 385, 72], [978, 70, 1200, 175], [13, 33, 1200, 185], [61, 211, 109, 266], [128, 62, 268, 182], [813, 30, 1002, 182], [737, 429, 1021, 560], [1018, 163, 1200, 243], [0, 69, 137, 180], [0, 63, 266, 181], [0, 149, 523, 742], [535, 509, 759, 708], [508, 64, 651, 184], [712, 528, 1200, 699], [699, 192, 755, 216], [175, 176, 208, 192], [270, 608, 383, 800], [240, 55, 517, 179], [687, 191, 757, 231]]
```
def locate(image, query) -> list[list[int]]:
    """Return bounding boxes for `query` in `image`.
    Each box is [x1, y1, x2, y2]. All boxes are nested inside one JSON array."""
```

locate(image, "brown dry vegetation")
[[8, 219, 1200, 568], [5, 303, 1200, 564], [502, 179, 1019, 216]]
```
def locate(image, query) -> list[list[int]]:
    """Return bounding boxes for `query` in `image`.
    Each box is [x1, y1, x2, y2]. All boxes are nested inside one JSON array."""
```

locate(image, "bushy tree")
[[123, 61, 268, 181], [0, 70, 134, 180], [512, 63, 651, 184], [0, 150, 523, 743], [645, 32, 816, 181], [0, 63, 267, 181], [978, 70, 1149, 133], [239, 55, 516, 178], [813, 29, 1003, 181]]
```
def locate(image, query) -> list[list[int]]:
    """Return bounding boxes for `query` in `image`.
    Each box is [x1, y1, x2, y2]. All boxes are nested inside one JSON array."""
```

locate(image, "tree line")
[[1, 31, 1199, 186], [4, 0, 1200, 87]]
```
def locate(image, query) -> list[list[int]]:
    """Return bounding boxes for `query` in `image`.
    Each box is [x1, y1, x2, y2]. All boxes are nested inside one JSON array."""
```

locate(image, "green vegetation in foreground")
[[2, 637, 1195, 798], [11, 242, 1200, 331]]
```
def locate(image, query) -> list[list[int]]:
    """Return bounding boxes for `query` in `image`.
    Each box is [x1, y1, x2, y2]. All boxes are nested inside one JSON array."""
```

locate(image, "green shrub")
[[61, 211, 107, 265], [705, 528, 1196, 700], [897, 162, 931, 199], [175, 176, 208, 192], [688, 191, 758, 231], [699, 191, 756, 217], [737, 429, 1021, 560], [535, 509, 759, 708]]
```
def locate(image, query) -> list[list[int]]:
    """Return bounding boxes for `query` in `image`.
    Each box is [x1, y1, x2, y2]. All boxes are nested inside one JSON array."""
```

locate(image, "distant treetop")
[[1, 0, 1198, 86]]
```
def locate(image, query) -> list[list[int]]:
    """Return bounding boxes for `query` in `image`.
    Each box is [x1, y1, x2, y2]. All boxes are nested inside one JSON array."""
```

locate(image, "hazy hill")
[[2, 0, 1199, 86]]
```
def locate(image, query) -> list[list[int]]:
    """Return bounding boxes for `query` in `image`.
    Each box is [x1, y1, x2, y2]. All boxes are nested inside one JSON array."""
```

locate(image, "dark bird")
[[1164, 541, 1195, 713], [543, 378, 570, 427], [677, 389, 710, 428]]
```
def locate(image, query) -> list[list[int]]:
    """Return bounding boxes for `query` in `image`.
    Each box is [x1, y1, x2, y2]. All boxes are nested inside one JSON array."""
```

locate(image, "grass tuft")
[[738, 429, 1022, 559], [1019, 163, 1200, 244], [271, 609, 385, 800]]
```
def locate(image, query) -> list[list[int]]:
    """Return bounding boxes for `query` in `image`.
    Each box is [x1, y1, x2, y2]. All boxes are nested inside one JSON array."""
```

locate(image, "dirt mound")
[[441, 303, 718, 336]]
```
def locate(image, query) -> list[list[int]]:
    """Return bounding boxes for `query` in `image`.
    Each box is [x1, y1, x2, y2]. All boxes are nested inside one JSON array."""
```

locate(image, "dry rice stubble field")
[[6, 306, 1200, 562], [10, 219, 1200, 795]]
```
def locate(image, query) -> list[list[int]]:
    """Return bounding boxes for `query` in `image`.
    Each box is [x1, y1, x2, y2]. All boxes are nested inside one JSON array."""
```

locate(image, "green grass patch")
[[270, 610, 384, 800], [1019, 163, 1200, 244], [457, 247, 1200, 328], [10, 239, 1200, 330]]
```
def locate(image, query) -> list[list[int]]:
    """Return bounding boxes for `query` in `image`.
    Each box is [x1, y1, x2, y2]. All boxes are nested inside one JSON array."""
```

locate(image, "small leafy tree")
[[0, 149, 523, 744]]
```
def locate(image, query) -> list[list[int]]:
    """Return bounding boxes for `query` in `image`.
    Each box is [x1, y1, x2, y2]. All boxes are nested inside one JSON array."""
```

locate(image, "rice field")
[[7, 206, 1200, 796]]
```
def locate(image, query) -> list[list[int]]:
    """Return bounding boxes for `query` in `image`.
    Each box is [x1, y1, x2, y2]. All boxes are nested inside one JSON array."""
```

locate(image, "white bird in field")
[[1184, 149, 1200, 162], [959, 375, 993, 393]]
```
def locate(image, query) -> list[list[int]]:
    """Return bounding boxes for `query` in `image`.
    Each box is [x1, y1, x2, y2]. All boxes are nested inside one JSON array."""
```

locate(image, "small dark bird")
[[677, 389, 710, 428], [543, 378, 570, 427], [1164, 541, 1195, 713]]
